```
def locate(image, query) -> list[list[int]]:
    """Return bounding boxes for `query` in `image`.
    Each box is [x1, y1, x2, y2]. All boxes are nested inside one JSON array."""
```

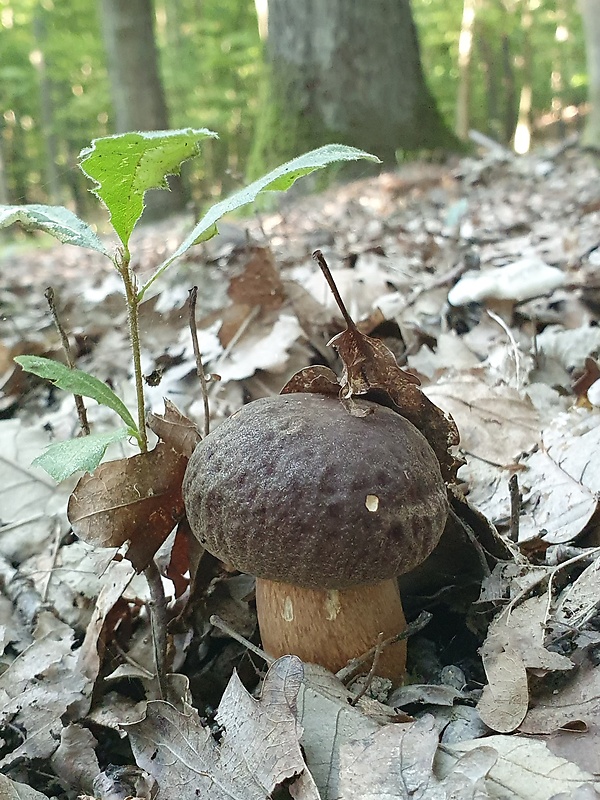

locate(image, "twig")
[[448, 505, 492, 577], [209, 614, 275, 665], [313, 249, 356, 331], [188, 287, 211, 438], [144, 559, 169, 700], [45, 286, 90, 435], [336, 610, 432, 684], [487, 309, 522, 389], [40, 519, 62, 603], [508, 474, 521, 542], [349, 632, 385, 706]]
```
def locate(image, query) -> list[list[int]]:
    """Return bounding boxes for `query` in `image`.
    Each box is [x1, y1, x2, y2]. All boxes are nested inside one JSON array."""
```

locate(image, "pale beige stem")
[[256, 577, 407, 684]]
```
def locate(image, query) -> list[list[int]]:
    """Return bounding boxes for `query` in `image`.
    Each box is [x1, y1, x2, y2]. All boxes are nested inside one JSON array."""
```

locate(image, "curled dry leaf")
[[329, 326, 460, 482], [124, 655, 320, 800], [68, 443, 188, 571], [227, 246, 286, 310], [477, 637, 529, 734], [281, 365, 340, 396], [147, 398, 201, 457], [338, 714, 496, 799]]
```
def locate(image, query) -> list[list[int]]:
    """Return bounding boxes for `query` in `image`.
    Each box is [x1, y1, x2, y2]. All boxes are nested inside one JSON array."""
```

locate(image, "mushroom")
[[183, 392, 448, 683]]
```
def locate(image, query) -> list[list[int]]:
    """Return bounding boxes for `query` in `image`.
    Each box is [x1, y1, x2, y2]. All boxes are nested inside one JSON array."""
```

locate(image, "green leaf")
[[33, 429, 129, 481], [79, 128, 218, 247], [0, 204, 111, 257], [139, 144, 380, 299], [15, 356, 138, 434]]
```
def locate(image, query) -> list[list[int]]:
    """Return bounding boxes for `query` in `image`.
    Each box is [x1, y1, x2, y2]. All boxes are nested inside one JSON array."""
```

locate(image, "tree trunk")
[[249, 0, 458, 178], [99, 0, 185, 217], [579, 0, 600, 149], [455, 0, 477, 141]]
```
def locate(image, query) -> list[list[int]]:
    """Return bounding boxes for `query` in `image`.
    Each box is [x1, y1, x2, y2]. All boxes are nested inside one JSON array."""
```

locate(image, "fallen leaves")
[[125, 656, 320, 800]]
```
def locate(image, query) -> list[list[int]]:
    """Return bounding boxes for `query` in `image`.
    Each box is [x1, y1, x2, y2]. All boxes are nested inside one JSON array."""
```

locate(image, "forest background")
[[0, 0, 592, 219]]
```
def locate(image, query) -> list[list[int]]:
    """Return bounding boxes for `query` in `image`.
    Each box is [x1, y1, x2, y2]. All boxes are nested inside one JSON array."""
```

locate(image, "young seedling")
[[1, 129, 380, 697]]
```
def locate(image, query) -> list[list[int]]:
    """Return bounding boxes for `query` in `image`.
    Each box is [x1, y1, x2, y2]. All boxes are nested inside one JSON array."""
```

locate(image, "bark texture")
[[579, 0, 600, 149], [249, 0, 457, 177], [99, 0, 184, 216]]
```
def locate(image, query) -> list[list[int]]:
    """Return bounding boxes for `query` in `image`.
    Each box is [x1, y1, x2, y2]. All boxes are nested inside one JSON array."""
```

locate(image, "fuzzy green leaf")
[[0, 204, 111, 257], [139, 144, 381, 299], [33, 429, 129, 481], [79, 128, 217, 247], [15, 356, 138, 434]]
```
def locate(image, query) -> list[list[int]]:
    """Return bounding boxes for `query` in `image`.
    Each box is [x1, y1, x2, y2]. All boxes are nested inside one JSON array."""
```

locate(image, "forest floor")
[[1, 139, 600, 799]]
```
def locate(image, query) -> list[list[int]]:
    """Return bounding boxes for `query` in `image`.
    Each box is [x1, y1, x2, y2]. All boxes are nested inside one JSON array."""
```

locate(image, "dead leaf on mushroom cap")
[[328, 325, 461, 481], [68, 443, 188, 572]]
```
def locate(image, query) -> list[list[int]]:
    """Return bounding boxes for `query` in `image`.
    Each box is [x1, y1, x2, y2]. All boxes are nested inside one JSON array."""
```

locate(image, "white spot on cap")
[[325, 590, 341, 620], [282, 597, 294, 622], [365, 494, 379, 512]]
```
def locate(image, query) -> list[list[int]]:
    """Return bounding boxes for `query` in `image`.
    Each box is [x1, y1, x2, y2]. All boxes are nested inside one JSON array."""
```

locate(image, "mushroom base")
[[256, 577, 407, 683]]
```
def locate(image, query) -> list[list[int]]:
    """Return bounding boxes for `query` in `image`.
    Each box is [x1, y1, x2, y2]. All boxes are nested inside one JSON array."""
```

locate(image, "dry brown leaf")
[[125, 656, 320, 800], [521, 657, 600, 774], [76, 559, 136, 684], [227, 246, 286, 310], [0, 774, 50, 800], [477, 636, 529, 733], [327, 327, 460, 481], [50, 723, 100, 797], [425, 377, 540, 466], [147, 398, 201, 457], [519, 451, 597, 545], [68, 443, 188, 571], [338, 715, 496, 799], [441, 735, 600, 799], [281, 365, 340, 396], [0, 612, 91, 768]]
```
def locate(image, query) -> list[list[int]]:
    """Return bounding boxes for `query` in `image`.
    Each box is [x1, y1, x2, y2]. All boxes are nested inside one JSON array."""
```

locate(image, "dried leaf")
[[329, 327, 460, 481], [68, 443, 187, 571], [227, 246, 286, 310], [338, 715, 496, 799], [147, 398, 201, 457], [125, 656, 320, 800], [442, 735, 600, 800], [0, 612, 91, 768], [425, 377, 540, 466], [477, 635, 529, 733], [281, 365, 340, 396], [0, 774, 50, 800]]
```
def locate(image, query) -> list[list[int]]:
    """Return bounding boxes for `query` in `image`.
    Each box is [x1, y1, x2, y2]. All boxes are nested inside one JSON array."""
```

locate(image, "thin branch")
[[508, 473, 521, 542], [313, 249, 357, 331], [337, 610, 432, 685], [45, 286, 90, 435], [144, 559, 169, 700], [209, 614, 275, 665], [349, 632, 385, 706], [188, 287, 210, 438]]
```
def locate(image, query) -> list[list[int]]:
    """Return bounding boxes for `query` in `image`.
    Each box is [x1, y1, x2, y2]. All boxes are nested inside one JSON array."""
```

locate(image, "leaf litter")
[[1, 144, 600, 797]]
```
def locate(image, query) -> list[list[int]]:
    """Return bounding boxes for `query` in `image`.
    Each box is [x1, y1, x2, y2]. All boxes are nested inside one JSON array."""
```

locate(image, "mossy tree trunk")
[[99, 0, 185, 217], [249, 0, 458, 178], [579, 0, 600, 150]]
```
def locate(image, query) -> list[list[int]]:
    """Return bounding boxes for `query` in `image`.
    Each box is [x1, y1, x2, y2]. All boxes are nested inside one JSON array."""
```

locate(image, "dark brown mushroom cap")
[[183, 393, 448, 589]]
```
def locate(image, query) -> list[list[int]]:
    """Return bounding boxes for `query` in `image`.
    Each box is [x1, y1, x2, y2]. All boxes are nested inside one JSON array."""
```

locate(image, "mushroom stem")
[[255, 577, 407, 683]]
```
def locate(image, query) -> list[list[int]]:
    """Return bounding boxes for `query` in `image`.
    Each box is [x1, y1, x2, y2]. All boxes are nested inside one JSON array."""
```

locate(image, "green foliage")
[[141, 144, 381, 298], [0, 204, 110, 255], [79, 129, 218, 247], [14, 356, 139, 436], [9, 132, 378, 479], [413, 0, 587, 144], [33, 429, 130, 483]]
